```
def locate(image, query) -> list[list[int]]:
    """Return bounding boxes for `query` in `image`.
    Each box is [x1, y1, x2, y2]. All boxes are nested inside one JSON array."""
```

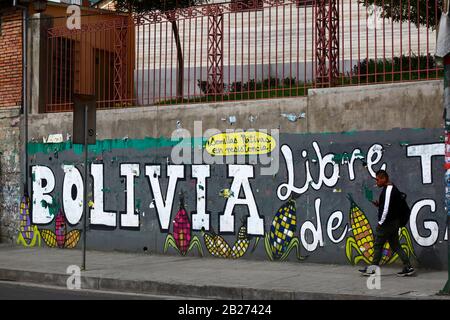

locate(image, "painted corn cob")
[[55, 211, 67, 248], [203, 228, 232, 258], [163, 193, 203, 256], [17, 196, 41, 247], [231, 224, 250, 259], [267, 198, 298, 260], [40, 209, 81, 249], [173, 207, 191, 254], [202, 221, 250, 259], [345, 194, 393, 265]]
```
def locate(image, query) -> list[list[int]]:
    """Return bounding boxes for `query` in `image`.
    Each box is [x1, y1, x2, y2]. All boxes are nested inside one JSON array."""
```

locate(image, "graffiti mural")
[[25, 128, 449, 269]]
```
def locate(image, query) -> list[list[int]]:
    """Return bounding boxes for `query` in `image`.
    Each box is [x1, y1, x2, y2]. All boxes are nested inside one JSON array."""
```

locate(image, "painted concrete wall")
[[307, 81, 444, 133], [0, 107, 22, 243], [4, 80, 447, 269], [25, 129, 447, 269], [28, 80, 443, 140]]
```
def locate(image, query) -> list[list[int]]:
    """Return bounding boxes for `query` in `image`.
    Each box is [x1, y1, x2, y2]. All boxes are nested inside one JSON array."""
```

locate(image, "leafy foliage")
[[363, 0, 443, 29]]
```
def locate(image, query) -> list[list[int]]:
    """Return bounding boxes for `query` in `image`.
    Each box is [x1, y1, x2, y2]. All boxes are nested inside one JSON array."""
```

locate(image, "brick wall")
[[0, 8, 22, 108]]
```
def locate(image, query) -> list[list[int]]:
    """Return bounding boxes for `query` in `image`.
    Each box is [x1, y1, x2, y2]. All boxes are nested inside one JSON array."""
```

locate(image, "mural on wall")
[[164, 193, 203, 256], [40, 209, 81, 249], [205, 131, 276, 156], [264, 198, 304, 261], [17, 196, 41, 247], [24, 129, 449, 268], [345, 194, 416, 265], [202, 219, 252, 259]]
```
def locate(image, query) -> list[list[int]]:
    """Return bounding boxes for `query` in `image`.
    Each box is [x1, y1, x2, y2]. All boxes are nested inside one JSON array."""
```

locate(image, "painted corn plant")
[[17, 196, 41, 247], [264, 198, 305, 261], [40, 209, 81, 249], [345, 194, 415, 265], [164, 194, 203, 256]]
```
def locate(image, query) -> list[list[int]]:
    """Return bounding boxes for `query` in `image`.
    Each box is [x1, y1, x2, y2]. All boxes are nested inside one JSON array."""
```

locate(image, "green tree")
[[115, 0, 208, 101], [363, 0, 443, 29]]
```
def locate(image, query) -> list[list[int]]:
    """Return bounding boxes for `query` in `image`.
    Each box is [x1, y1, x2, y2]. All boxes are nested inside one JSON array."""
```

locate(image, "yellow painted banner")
[[205, 131, 276, 156]]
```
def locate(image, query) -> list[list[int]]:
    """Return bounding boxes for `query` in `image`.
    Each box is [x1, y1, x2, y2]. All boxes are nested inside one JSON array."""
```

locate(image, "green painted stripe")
[[27, 137, 207, 156]]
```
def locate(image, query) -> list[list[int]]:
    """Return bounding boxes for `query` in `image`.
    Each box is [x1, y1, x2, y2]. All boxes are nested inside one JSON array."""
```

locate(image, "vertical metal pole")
[[442, 55, 450, 295], [444, 0, 450, 294], [82, 104, 88, 271], [22, 7, 28, 196], [445, 0, 450, 294]]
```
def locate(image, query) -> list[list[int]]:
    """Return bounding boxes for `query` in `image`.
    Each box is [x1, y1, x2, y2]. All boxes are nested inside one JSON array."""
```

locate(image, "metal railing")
[[44, 0, 443, 112]]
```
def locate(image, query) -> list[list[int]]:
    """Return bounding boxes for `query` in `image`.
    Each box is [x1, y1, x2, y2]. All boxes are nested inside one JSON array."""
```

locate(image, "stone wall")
[[0, 106, 22, 243]]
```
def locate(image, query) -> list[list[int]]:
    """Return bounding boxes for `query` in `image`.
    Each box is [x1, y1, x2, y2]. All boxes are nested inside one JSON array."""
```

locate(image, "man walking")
[[360, 170, 415, 277]]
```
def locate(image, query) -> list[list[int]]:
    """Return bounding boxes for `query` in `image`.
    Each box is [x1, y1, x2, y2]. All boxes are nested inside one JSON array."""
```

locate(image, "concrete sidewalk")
[[0, 245, 448, 300]]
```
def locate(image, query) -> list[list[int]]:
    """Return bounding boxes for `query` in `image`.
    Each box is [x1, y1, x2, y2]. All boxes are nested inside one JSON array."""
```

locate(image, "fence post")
[[206, 5, 224, 98], [113, 17, 128, 108], [315, 0, 339, 87], [438, 0, 450, 295]]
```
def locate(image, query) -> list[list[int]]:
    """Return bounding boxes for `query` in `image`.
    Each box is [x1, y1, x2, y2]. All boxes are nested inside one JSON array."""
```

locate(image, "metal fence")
[[45, 0, 443, 113]]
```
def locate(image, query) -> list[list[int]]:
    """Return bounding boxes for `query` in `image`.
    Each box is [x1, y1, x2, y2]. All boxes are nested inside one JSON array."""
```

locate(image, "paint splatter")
[[363, 185, 373, 202]]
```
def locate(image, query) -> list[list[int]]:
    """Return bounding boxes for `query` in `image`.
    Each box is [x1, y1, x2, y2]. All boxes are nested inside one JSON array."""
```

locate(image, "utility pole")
[[73, 94, 96, 272], [82, 104, 88, 271], [442, 54, 450, 295], [438, 0, 450, 295]]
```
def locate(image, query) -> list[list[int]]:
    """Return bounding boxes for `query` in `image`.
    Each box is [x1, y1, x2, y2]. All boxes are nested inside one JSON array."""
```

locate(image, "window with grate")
[[50, 38, 75, 108]]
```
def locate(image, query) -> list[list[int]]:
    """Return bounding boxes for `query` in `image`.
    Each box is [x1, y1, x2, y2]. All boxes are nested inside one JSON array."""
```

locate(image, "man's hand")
[[372, 200, 379, 207]]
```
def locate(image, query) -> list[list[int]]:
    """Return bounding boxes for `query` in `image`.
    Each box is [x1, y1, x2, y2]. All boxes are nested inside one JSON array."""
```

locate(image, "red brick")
[[0, 9, 22, 108]]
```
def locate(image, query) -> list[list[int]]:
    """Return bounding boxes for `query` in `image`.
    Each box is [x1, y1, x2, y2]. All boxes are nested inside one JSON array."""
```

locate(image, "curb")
[[0, 267, 437, 300]]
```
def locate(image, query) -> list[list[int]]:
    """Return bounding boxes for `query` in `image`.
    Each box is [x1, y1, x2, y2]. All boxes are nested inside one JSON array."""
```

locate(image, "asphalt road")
[[0, 281, 178, 300]]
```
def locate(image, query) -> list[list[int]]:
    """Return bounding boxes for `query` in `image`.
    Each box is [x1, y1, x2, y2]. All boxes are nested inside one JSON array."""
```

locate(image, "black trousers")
[[372, 219, 411, 267]]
